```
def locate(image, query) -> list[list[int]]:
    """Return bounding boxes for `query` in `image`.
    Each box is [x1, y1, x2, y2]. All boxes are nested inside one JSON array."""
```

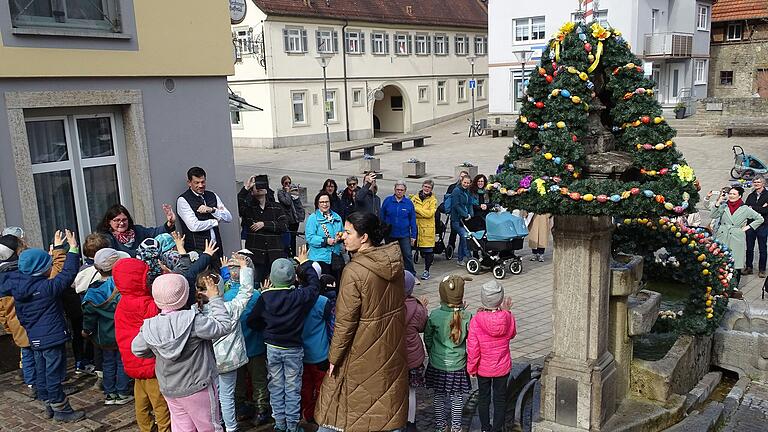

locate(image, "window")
[[230, 110, 241, 126], [514, 17, 546, 42], [418, 86, 429, 102], [395, 33, 411, 55], [474, 36, 488, 56], [316, 29, 338, 53], [477, 79, 485, 99], [371, 32, 389, 54], [455, 35, 468, 55], [283, 27, 307, 53], [324, 90, 337, 123], [352, 88, 364, 106], [345, 30, 364, 54], [415, 34, 430, 55], [9, 0, 121, 33], [457, 80, 467, 101], [694, 59, 708, 84], [651, 9, 659, 34], [531, 17, 546, 40], [391, 96, 403, 111], [697, 5, 709, 30], [433, 34, 448, 55], [291, 91, 307, 125], [437, 80, 447, 103], [727, 23, 742, 41], [720, 71, 734, 85], [27, 113, 128, 243]]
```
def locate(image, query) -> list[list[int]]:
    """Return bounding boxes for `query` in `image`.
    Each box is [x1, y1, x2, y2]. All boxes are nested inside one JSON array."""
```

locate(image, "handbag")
[[320, 218, 345, 271]]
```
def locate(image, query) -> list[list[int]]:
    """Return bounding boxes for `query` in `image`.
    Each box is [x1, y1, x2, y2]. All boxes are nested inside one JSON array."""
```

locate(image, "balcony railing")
[[643, 32, 693, 58]]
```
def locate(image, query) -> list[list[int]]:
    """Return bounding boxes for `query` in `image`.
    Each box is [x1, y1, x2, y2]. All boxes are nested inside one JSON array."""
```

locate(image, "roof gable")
[[712, 0, 768, 22]]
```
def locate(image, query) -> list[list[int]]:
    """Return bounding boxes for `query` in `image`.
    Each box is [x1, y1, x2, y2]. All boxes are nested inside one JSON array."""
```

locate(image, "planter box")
[[359, 158, 380, 173], [295, 186, 308, 205], [455, 165, 478, 179], [402, 161, 426, 178]]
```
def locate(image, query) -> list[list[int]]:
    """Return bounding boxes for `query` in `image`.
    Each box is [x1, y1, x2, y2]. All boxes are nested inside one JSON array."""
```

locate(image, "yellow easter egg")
[[523, 143, 531, 149], [556, 121, 566, 129], [579, 72, 588, 81], [706, 300, 712, 307], [567, 66, 577, 73], [655, 143, 666, 150], [551, 89, 560, 97], [582, 194, 594, 202], [654, 116, 663, 124], [623, 219, 632, 225], [707, 313, 713, 319], [572, 96, 581, 104], [520, 116, 528, 123]]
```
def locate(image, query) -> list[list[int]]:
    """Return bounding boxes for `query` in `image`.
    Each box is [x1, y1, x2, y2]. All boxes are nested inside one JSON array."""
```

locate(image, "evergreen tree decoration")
[[489, 21, 699, 217]]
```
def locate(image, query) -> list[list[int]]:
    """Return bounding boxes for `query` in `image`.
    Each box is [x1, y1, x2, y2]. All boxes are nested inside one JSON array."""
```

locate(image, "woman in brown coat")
[[315, 212, 409, 432], [527, 213, 552, 262]]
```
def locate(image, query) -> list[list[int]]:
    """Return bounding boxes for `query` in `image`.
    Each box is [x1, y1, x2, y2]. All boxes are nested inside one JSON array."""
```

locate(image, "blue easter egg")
[[554, 157, 561, 164], [579, 33, 587, 41], [682, 202, 689, 209], [610, 195, 621, 202], [587, 81, 595, 89], [643, 190, 654, 197], [561, 89, 571, 98], [550, 185, 560, 192]]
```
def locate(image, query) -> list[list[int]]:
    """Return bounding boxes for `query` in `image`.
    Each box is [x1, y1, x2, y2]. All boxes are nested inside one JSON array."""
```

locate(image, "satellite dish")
[[374, 90, 384, 101]]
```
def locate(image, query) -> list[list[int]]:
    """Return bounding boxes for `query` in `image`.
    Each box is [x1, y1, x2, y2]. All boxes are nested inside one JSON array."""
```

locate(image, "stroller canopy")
[[486, 211, 529, 241]]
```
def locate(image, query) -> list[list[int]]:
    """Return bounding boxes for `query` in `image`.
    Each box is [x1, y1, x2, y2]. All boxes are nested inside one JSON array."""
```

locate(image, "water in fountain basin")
[[632, 280, 689, 361]]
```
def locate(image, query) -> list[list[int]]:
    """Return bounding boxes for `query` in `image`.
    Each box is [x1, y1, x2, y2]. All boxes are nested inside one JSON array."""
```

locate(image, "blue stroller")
[[463, 211, 528, 279]]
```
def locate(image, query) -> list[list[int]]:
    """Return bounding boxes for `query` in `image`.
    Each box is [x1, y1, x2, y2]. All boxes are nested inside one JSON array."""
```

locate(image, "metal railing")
[[644, 32, 693, 58]]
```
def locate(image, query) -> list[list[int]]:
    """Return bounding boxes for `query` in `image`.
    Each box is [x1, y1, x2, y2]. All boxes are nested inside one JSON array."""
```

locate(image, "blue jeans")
[[218, 370, 238, 432], [389, 237, 415, 274], [102, 349, 131, 395], [266, 345, 304, 431], [33, 343, 67, 403], [451, 219, 469, 262], [746, 225, 768, 272], [21, 347, 36, 386]]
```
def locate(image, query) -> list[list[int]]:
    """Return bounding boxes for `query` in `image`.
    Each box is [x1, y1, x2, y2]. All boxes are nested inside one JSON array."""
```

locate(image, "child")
[[82, 248, 132, 405], [318, 274, 337, 339], [0, 230, 84, 421], [404, 270, 428, 431], [424, 274, 474, 432], [132, 273, 232, 432], [113, 257, 171, 432], [467, 281, 517, 432], [247, 247, 319, 432], [300, 264, 333, 426]]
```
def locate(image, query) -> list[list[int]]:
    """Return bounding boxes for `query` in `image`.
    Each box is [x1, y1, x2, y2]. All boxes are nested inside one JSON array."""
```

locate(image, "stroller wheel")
[[508, 260, 523, 275], [466, 259, 481, 275], [492, 265, 506, 279], [730, 167, 742, 179], [445, 246, 454, 260], [413, 249, 419, 264]]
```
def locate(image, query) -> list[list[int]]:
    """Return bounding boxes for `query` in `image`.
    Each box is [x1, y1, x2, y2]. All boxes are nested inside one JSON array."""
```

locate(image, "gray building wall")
[[0, 76, 241, 251]]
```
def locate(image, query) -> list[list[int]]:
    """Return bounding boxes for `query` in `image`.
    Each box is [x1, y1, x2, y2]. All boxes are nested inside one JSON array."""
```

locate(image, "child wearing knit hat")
[[424, 274, 474, 432], [132, 273, 234, 431], [403, 270, 429, 431], [466, 281, 516, 432]]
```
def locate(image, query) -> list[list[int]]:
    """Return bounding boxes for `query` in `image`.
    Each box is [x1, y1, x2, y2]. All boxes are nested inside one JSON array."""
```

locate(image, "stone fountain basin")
[[611, 254, 644, 296], [627, 290, 661, 336], [711, 300, 768, 381]]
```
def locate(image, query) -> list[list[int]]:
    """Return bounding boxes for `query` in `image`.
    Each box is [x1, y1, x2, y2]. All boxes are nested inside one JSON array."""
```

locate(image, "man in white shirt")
[[176, 166, 232, 261]]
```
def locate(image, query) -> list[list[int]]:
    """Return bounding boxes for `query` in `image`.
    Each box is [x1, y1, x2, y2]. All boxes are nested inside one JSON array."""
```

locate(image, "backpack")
[[440, 193, 453, 214]]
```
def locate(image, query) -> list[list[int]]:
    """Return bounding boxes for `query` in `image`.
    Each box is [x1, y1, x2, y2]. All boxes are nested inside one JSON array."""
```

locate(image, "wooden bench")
[[330, 142, 383, 161], [382, 135, 431, 151], [484, 125, 516, 138], [726, 120, 768, 137]]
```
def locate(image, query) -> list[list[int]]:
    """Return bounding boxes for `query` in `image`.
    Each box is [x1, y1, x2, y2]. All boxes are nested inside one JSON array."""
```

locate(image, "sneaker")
[[457, 259, 467, 266], [760, 271, 766, 278], [24, 384, 36, 400], [530, 254, 538, 261], [112, 394, 134, 405], [538, 255, 545, 262], [104, 394, 115, 405], [41, 401, 53, 419], [422, 270, 430, 280], [82, 364, 96, 375]]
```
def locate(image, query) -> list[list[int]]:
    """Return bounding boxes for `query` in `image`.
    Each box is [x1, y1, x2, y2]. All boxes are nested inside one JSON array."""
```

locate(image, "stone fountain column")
[[534, 215, 618, 431]]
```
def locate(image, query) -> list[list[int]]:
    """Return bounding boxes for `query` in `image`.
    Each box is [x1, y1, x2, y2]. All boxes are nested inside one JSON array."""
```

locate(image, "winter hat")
[[481, 280, 504, 309], [0, 234, 19, 261], [93, 248, 129, 273], [137, 238, 163, 283], [161, 250, 181, 270], [404, 270, 416, 297], [2, 226, 24, 239], [319, 274, 337, 294], [152, 273, 190, 312], [439, 274, 472, 306], [154, 233, 175, 253], [253, 174, 270, 190], [270, 258, 296, 287], [18, 248, 53, 276]]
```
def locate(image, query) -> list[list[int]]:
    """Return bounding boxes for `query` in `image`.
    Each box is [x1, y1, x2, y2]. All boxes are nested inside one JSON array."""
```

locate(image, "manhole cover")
[[433, 175, 453, 180]]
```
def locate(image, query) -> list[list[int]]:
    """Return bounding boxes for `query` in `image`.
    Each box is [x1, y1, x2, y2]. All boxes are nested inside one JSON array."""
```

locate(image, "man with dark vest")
[[176, 167, 232, 261]]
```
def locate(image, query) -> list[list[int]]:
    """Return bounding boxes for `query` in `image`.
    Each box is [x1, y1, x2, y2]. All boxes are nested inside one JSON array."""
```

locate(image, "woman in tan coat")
[[528, 213, 552, 262], [315, 212, 409, 432]]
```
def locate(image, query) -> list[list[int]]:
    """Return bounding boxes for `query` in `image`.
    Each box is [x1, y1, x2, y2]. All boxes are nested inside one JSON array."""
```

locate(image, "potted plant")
[[402, 158, 426, 178], [455, 161, 478, 179], [674, 102, 686, 119], [359, 154, 380, 173]]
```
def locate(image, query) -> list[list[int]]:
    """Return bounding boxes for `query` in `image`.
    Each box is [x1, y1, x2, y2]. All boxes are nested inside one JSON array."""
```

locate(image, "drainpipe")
[[342, 20, 351, 141]]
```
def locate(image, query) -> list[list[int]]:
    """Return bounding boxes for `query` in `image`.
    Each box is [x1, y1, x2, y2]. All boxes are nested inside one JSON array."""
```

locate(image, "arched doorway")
[[373, 85, 407, 135]]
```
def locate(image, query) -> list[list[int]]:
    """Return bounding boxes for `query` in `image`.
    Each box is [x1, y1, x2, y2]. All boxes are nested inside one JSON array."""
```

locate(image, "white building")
[[229, 0, 489, 149], [488, 0, 713, 122]]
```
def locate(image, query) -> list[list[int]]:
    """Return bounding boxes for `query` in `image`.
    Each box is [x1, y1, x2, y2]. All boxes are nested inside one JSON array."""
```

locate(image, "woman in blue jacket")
[[98, 204, 176, 257], [450, 176, 474, 265], [305, 192, 344, 280]]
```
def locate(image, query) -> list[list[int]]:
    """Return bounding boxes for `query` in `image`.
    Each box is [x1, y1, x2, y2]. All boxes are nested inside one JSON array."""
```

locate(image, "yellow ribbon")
[[587, 41, 603, 73], [555, 41, 560, 62]]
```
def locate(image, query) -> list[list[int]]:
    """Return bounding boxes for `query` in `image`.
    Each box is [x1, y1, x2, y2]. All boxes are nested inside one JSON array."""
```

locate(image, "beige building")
[[229, 0, 488, 148]]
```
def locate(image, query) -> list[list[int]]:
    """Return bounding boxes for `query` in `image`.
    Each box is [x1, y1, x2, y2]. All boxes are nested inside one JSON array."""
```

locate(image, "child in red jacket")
[[466, 281, 516, 432], [113, 258, 171, 432]]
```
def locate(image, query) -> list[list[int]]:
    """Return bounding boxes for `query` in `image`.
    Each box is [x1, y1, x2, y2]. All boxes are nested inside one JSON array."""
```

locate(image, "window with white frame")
[[477, 79, 485, 99], [437, 80, 447, 103], [371, 32, 389, 54], [324, 90, 337, 122], [415, 34, 430, 55], [514, 17, 546, 42], [569, 10, 608, 27], [455, 35, 468, 55], [395, 33, 411, 55], [474, 36, 487, 56], [292, 91, 307, 125], [651, 9, 659, 34], [418, 86, 429, 102], [531, 17, 546, 40], [345, 30, 364, 54], [317, 29, 338, 53], [694, 59, 708, 84], [457, 80, 467, 101], [434, 34, 448, 55], [283, 27, 307, 53], [9, 0, 122, 33], [727, 23, 742, 41], [697, 5, 709, 30], [26, 113, 129, 243], [352, 88, 364, 106]]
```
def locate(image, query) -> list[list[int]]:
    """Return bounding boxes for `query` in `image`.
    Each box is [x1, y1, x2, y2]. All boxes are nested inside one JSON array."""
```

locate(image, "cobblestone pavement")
[[722, 381, 768, 432]]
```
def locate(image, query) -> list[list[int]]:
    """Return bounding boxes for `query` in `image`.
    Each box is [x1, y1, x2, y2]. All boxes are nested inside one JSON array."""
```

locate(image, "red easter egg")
[[545, 75, 553, 83], [641, 116, 651, 124], [585, 43, 592, 52], [535, 101, 545, 109], [596, 194, 608, 203], [553, 70, 558, 77], [572, 134, 578, 142], [528, 121, 538, 129], [630, 188, 640, 195], [659, 168, 669, 175]]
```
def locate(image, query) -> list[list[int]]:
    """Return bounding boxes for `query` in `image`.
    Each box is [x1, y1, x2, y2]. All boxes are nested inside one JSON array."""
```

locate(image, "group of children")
[[0, 224, 518, 432]]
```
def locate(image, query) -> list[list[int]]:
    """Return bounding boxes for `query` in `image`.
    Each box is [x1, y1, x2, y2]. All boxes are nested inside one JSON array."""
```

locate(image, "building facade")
[[0, 1, 240, 249], [488, 0, 713, 122], [708, 0, 768, 98], [229, 0, 488, 149]]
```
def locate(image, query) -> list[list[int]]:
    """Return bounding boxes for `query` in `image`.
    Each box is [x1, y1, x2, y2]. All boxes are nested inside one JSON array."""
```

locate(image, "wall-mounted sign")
[[230, 0, 246, 24]]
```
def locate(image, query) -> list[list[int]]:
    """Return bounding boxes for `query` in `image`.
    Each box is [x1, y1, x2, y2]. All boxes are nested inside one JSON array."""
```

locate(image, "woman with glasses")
[[411, 179, 438, 280], [305, 192, 345, 280], [320, 179, 345, 220], [98, 204, 176, 257]]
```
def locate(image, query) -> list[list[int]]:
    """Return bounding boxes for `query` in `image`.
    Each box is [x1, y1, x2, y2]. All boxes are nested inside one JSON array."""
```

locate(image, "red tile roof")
[[712, 0, 768, 22], [251, 0, 488, 30]]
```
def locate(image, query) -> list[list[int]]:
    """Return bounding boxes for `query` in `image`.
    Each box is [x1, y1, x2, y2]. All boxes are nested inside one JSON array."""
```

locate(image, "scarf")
[[728, 198, 743, 215], [418, 191, 432, 201], [112, 229, 136, 247]]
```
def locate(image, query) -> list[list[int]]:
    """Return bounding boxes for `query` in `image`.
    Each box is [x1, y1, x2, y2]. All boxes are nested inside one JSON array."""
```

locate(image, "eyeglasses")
[[348, 183, 357, 187], [111, 217, 129, 224]]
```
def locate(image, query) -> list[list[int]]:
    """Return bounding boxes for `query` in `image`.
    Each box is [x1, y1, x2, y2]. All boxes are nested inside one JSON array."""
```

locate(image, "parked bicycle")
[[468, 118, 485, 137]]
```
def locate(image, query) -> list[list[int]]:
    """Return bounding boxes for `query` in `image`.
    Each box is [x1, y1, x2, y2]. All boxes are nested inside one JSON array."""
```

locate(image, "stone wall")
[[694, 98, 768, 135], [709, 22, 768, 98]]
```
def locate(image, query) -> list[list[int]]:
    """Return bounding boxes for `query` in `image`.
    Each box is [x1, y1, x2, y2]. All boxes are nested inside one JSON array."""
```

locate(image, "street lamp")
[[316, 54, 333, 171], [466, 55, 477, 136], [512, 49, 534, 101]]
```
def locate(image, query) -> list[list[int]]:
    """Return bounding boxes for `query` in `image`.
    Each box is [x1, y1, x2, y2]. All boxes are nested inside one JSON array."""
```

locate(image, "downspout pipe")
[[342, 20, 351, 141]]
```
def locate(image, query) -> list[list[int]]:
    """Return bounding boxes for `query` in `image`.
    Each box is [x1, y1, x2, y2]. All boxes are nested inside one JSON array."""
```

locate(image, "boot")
[[51, 399, 85, 422], [40, 400, 53, 419]]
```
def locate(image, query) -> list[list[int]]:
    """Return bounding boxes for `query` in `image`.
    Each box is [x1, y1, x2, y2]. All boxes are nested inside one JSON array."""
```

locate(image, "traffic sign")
[[469, 79, 476, 89]]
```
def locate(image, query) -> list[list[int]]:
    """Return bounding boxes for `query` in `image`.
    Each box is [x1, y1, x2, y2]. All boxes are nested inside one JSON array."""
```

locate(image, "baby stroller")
[[731, 145, 768, 180], [414, 212, 454, 264], [463, 211, 528, 279]]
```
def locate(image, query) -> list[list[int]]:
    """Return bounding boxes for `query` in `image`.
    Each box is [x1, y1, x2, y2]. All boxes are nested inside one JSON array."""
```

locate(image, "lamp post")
[[512, 49, 534, 110], [467, 55, 477, 136], [316, 54, 333, 171]]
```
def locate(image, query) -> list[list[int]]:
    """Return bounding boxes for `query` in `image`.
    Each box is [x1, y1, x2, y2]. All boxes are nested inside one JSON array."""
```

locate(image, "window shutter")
[[427, 36, 432, 54], [371, 33, 376, 53], [316, 30, 322, 52], [455, 36, 458, 54], [301, 29, 308, 52], [283, 28, 290, 52], [344, 31, 349, 53], [360, 32, 365, 53], [407, 35, 413, 54], [385, 33, 390, 53], [333, 30, 339, 52]]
